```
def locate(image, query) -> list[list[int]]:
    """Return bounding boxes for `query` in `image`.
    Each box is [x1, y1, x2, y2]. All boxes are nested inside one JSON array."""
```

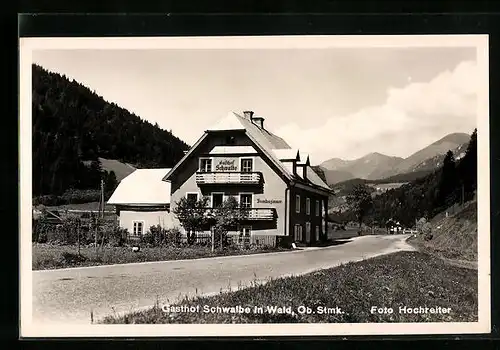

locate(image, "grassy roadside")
[[32, 244, 288, 270], [100, 251, 477, 324], [407, 200, 477, 267]]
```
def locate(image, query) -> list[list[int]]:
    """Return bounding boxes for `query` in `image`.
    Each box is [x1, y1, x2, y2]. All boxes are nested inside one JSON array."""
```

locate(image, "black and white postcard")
[[19, 35, 490, 337]]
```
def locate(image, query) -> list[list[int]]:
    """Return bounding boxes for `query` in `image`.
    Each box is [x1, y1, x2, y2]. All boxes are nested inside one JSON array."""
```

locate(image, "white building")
[[107, 168, 180, 239]]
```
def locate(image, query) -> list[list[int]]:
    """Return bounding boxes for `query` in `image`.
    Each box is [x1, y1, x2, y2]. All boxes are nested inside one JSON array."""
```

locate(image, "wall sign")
[[257, 198, 283, 204], [215, 159, 238, 171]]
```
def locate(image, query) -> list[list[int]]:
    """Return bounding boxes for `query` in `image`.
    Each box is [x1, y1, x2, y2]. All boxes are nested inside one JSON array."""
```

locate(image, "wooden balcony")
[[244, 208, 275, 220], [204, 207, 275, 221], [196, 171, 262, 185]]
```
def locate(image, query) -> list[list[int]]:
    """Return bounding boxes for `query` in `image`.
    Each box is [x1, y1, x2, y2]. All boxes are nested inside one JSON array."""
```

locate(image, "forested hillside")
[[32, 64, 189, 197]]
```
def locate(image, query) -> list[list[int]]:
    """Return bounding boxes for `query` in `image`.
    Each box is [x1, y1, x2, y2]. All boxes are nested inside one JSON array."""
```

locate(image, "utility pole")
[[94, 212, 98, 255], [211, 226, 214, 253], [77, 218, 81, 256], [101, 178, 105, 219]]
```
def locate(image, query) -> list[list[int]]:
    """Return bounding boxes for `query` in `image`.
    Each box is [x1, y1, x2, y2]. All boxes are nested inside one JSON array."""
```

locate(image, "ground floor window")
[[315, 225, 320, 241], [212, 192, 224, 207], [306, 222, 311, 243], [186, 192, 199, 203], [294, 224, 303, 242], [132, 221, 144, 236], [239, 225, 252, 246]]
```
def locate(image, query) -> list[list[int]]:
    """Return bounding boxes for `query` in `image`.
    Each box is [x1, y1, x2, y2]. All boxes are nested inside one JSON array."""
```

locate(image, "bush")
[[60, 189, 101, 204], [166, 227, 182, 246], [32, 219, 40, 242], [36, 215, 119, 246], [34, 195, 66, 206], [47, 224, 69, 244], [37, 226, 48, 243], [141, 225, 183, 247], [108, 227, 128, 247], [141, 225, 164, 247], [33, 189, 111, 206], [276, 236, 293, 249]]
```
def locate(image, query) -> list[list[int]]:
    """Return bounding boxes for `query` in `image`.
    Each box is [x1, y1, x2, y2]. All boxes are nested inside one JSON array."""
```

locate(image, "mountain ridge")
[[319, 132, 471, 185]]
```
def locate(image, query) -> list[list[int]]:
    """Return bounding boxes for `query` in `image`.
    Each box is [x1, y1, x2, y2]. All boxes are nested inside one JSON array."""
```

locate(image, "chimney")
[[243, 110, 254, 119], [252, 116, 265, 129]]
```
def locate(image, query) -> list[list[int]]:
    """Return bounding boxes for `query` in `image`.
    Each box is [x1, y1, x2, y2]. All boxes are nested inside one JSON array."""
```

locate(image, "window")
[[315, 226, 320, 241], [306, 198, 311, 215], [212, 193, 224, 208], [239, 226, 252, 237], [306, 222, 311, 242], [199, 158, 212, 172], [294, 224, 303, 241], [225, 135, 236, 145], [132, 221, 144, 236], [295, 195, 301, 213], [238, 225, 252, 246], [239, 193, 253, 208], [315, 200, 320, 216], [186, 192, 199, 203], [240, 158, 253, 173]]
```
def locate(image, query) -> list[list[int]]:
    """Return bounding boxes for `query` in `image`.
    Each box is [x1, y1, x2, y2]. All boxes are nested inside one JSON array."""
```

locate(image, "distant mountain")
[[320, 152, 403, 181], [409, 142, 468, 173], [322, 169, 356, 186], [318, 132, 470, 185], [319, 157, 351, 170], [390, 132, 470, 176]]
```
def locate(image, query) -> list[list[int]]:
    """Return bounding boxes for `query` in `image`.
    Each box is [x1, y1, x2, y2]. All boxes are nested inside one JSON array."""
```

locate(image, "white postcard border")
[[19, 35, 491, 337]]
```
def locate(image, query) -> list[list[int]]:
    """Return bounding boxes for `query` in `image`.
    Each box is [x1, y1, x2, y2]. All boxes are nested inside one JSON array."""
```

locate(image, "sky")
[[32, 46, 479, 164]]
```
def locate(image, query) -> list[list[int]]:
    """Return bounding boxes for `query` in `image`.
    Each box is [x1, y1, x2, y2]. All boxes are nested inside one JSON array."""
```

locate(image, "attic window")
[[225, 135, 236, 145]]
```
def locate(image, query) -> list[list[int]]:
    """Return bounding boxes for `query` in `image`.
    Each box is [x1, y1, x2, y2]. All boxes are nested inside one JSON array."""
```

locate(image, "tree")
[[208, 196, 248, 248], [172, 196, 209, 245], [346, 184, 373, 234], [456, 128, 477, 201], [105, 171, 118, 193], [436, 150, 458, 210]]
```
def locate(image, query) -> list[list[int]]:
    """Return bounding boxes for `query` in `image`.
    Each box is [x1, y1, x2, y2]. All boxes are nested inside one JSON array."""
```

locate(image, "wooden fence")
[[177, 232, 277, 248]]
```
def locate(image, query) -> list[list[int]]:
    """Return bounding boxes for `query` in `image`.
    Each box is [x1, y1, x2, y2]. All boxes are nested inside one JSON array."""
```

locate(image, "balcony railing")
[[196, 171, 262, 185], [204, 207, 275, 220]]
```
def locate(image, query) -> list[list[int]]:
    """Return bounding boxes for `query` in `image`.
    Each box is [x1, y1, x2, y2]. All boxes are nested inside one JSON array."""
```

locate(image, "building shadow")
[[312, 238, 353, 247]]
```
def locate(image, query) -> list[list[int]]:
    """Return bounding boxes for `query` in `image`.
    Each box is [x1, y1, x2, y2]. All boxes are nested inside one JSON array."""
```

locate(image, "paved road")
[[32, 234, 414, 325]]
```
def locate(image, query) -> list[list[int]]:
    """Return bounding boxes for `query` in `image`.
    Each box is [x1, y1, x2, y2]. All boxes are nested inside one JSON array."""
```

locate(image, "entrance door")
[[212, 193, 224, 208]]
